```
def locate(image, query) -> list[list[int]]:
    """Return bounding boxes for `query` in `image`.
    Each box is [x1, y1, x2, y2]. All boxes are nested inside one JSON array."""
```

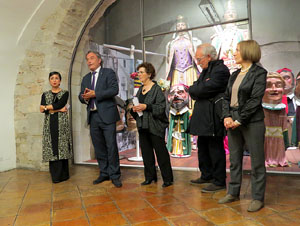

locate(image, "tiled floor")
[[1, 165, 300, 226]]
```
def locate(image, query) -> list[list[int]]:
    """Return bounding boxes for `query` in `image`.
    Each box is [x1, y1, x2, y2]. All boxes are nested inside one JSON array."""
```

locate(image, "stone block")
[[29, 83, 44, 95], [27, 113, 44, 136], [14, 84, 29, 96], [17, 95, 41, 114], [48, 57, 71, 71]]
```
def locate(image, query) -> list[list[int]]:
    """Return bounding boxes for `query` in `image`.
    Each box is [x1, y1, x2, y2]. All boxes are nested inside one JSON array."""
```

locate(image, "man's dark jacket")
[[78, 68, 120, 125], [188, 60, 230, 136], [222, 64, 267, 125]]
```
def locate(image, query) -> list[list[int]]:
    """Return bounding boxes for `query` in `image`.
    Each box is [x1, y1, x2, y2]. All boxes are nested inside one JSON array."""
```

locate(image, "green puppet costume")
[[167, 106, 191, 157]]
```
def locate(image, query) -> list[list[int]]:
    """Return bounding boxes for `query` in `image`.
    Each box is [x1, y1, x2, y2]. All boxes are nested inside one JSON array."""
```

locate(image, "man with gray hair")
[[188, 43, 230, 192], [79, 50, 122, 188]]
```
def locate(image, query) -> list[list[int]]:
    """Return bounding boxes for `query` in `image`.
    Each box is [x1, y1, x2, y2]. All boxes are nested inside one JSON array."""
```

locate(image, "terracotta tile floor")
[[1, 165, 300, 226]]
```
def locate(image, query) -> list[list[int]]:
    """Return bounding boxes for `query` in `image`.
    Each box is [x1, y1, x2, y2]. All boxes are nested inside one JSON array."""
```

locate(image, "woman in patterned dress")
[[40, 71, 72, 183]]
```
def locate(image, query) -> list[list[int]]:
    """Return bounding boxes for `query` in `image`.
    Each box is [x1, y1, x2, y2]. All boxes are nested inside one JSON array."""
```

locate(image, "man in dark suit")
[[188, 43, 230, 193], [79, 50, 122, 188]]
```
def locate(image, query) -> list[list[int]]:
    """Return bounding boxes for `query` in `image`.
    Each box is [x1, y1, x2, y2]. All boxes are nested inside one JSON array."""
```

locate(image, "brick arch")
[[14, 0, 115, 170]]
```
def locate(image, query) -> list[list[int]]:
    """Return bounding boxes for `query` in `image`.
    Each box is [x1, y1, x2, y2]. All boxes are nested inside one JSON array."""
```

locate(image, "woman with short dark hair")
[[131, 62, 173, 187], [219, 40, 267, 212], [40, 71, 72, 183]]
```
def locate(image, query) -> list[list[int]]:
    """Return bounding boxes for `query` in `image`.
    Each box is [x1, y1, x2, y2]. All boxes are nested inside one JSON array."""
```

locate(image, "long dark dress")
[[41, 90, 72, 183]]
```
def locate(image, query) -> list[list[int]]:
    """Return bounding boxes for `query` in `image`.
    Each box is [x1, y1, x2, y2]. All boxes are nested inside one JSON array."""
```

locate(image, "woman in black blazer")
[[219, 40, 267, 212], [131, 62, 173, 187]]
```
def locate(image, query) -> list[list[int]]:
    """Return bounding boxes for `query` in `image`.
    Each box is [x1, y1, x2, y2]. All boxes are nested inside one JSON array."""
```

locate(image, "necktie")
[[90, 71, 96, 109]]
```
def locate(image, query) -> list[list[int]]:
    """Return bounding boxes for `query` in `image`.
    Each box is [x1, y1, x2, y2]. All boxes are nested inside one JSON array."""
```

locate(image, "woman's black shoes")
[[141, 179, 172, 187], [52, 177, 69, 184], [162, 182, 173, 187], [141, 179, 157, 185]]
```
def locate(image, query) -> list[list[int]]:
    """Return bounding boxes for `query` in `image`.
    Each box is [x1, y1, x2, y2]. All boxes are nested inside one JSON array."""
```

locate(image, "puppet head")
[[125, 99, 137, 132], [263, 72, 285, 104], [277, 68, 295, 95], [168, 84, 189, 111]]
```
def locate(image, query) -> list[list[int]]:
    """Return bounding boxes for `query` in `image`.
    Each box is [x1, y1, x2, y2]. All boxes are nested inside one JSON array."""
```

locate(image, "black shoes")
[[162, 182, 173, 187], [93, 176, 122, 188], [141, 179, 172, 187], [112, 179, 122, 188], [52, 177, 69, 184], [141, 179, 157, 186], [190, 178, 213, 185], [93, 176, 109, 185]]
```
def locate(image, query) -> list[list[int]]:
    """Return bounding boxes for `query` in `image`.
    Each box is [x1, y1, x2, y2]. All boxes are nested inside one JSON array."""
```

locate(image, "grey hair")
[[197, 44, 218, 60], [86, 50, 103, 66], [86, 50, 101, 59]]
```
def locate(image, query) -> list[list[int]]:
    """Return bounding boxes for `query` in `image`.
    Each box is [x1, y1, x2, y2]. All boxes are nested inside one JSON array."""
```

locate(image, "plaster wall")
[[252, 0, 300, 73], [0, 0, 60, 171]]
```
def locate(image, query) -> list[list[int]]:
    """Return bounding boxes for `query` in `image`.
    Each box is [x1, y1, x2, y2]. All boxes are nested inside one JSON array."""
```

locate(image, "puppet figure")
[[167, 84, 191, 157], [262, 72, 289, 167]]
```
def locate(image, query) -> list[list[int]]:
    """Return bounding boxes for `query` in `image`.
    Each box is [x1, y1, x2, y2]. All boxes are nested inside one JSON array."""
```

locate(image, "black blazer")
[[222, 64, 267, 125], [78, 68, 120, 124]]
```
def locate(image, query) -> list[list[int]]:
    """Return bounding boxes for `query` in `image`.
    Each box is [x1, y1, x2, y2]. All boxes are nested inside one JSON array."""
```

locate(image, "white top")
[[170, 106, 189, 116], [262, 102, 286, 110]]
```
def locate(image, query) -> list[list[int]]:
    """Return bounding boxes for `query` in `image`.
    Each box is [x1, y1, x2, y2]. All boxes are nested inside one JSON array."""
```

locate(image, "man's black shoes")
[[112, 179, 122, 188], [93, 176, 109, 185], [93, 176, 122, 188]]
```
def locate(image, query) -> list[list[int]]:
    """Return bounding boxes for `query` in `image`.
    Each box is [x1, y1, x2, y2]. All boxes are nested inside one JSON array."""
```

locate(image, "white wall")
[[0, 0, 60, 171], [252, 0, 300, 73]]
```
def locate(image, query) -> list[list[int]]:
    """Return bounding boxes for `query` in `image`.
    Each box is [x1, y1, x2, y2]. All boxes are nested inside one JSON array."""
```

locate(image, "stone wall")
[[14, 0, 115, 170]]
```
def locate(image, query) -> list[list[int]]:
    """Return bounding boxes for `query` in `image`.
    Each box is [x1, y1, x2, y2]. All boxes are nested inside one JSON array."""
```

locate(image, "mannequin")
[[166, 15, 201, 95], [211, 0, 247, 72]]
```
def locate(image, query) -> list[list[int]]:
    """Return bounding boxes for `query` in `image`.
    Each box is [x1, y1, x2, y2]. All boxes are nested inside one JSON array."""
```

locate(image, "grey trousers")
[[227, 120, 266, 201]]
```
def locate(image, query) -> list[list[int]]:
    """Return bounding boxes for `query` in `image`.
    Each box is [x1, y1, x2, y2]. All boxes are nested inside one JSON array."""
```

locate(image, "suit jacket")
[[78, 68, 120, 124], [222, 64, 267, 125]]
